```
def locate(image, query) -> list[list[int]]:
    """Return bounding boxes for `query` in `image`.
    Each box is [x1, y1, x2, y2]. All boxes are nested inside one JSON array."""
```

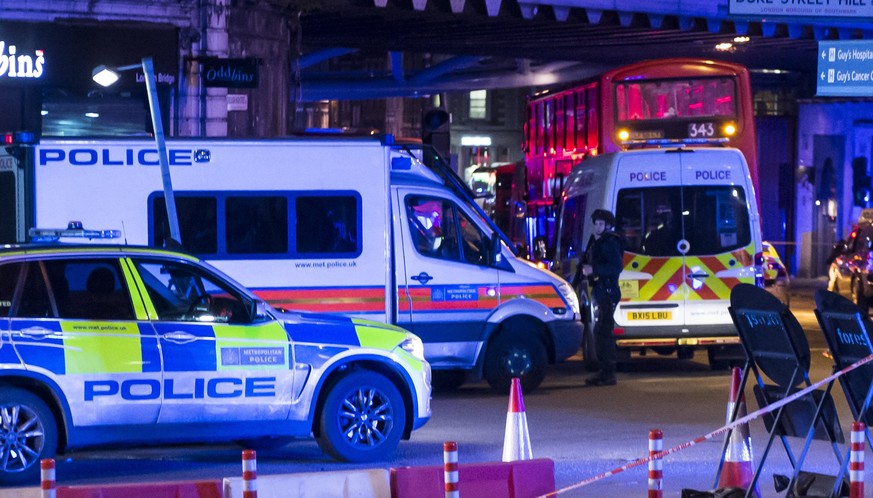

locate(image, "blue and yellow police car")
[[0, 226, 431, 485]]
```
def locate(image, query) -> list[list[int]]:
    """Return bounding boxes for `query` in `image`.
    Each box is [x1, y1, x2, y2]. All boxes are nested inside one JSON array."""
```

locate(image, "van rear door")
[[676, 150, 756, 327], [614, 149, 755, 333]]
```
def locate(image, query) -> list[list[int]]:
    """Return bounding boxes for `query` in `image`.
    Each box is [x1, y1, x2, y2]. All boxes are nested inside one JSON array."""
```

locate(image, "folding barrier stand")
[[814, 289, 873, 497], [722, 283, 845, 498]]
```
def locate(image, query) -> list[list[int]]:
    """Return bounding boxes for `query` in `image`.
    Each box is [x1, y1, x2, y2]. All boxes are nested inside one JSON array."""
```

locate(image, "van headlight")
[[398, 333, 425, 361], [557, 282, 580, 315]]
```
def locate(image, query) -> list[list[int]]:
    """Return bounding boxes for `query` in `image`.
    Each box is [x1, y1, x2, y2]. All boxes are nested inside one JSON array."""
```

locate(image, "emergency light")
[[3, 130, 37, 145], [29, 221, 122, 243]]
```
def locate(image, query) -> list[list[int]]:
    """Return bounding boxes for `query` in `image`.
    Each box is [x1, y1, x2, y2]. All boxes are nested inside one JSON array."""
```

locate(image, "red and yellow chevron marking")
[[621, 244, 755, 303], [254, 287, 386, 313], [622, 253, 685, 302]]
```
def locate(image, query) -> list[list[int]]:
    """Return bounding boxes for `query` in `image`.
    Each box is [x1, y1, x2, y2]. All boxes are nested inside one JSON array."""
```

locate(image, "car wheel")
[[484, 322, 548, 393], [316, 370, 406, 462], [0, 387, 57, 486]]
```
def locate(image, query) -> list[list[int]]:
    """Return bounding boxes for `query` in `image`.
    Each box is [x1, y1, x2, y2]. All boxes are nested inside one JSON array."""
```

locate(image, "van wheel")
[[484, 326, 547, 393], [580, 322, 599, 372], [0, 388, 57, 486], [315, 370, 405, 462]]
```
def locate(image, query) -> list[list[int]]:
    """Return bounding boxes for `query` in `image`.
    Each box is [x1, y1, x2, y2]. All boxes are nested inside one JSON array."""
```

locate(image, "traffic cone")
[[718, 367, 759, 497], [502, 377, 532, 461]]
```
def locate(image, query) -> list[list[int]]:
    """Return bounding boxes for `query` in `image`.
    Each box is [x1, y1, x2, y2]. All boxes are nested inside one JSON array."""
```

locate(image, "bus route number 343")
[[688, 122, 715, 138]]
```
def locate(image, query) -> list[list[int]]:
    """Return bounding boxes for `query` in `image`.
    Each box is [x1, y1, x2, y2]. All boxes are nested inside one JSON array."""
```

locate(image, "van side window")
[[296, 195, 358, 255], [406, 195, 489, 266], [557, 194, 588, 262], [150, 191, 361, 259], [152, 196, 218, 254], [227, 196, 288, 254], [0, 262, 23, 317], [407, 196, 458, 260]]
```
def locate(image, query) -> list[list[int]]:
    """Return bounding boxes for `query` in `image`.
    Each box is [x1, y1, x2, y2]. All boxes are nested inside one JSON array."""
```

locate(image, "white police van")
[[551, 147, 763, 368], [30, 136, 582, 393], [0, 229, 431, 485]]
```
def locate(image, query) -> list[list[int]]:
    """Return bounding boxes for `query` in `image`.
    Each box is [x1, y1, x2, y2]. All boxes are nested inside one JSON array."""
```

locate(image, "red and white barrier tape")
[[538, 353, 873, 497]]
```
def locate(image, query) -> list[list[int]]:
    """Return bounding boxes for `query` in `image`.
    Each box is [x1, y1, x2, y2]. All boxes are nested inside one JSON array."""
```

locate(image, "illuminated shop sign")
[[0, 40, 45, 79]]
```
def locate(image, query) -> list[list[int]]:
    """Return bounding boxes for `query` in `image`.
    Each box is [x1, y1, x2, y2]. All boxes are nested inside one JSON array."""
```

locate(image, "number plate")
[[687, 122, 715, 138], [627, 311, 673, 321]]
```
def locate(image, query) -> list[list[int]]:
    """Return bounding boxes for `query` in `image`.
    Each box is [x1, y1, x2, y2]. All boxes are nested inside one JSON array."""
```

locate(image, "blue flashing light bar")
[[29, 221, 122, 243]]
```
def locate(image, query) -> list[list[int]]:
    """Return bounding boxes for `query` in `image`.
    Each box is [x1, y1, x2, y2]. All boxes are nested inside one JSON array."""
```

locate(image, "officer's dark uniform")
[[578, 209, 623, 386]]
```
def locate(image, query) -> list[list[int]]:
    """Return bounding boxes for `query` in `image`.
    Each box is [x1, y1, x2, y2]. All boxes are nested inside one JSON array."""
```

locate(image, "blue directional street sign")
[[817, 41, 873, 97]]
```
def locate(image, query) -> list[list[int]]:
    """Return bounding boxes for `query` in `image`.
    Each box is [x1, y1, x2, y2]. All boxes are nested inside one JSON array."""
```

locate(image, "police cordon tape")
[[537, 352, 873, 497]]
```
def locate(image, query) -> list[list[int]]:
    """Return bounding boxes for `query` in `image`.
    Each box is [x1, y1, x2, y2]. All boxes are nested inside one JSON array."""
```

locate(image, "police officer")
[[577, 209, 623, 386]]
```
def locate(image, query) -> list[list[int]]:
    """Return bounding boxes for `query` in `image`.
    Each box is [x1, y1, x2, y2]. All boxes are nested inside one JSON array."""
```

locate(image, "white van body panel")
[[33, 137, 582, 390]]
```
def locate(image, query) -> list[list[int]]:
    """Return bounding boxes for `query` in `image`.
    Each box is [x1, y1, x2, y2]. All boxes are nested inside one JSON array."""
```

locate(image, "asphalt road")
[[16, 277, 871, 497]]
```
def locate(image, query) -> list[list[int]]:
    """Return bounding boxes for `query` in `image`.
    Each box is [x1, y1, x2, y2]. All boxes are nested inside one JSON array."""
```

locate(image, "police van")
[[0, 236, 431, 485], [551, 147, 762, 368], [30, 136, 582, 393]]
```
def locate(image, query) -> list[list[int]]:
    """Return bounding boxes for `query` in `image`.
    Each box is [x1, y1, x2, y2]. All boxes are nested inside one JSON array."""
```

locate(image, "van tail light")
[[754, 251, 764, 288]]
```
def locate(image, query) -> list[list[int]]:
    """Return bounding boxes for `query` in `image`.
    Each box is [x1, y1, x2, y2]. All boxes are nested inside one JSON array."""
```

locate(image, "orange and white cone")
[[502, 377, 532, 462], [718, 367, 759, 496]]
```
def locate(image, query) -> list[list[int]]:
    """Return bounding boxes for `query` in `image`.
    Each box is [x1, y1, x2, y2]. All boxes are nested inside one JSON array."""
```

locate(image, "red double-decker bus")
[[517, 58, 757, 256]]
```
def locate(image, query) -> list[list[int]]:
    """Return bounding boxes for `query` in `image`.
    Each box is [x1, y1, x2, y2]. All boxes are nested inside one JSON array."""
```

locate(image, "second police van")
[[31, 136, 583, 393], [551, 147, 763, 368]]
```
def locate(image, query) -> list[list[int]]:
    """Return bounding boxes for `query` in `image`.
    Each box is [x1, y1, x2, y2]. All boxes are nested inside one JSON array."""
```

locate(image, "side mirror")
[[532, 236, 548, 261], [251, 299, 270, 321], [491, 236, 503, 265]]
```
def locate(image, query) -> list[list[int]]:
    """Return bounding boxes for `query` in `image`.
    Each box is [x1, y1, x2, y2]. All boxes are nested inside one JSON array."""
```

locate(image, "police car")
[[0, 226, 431, 485]]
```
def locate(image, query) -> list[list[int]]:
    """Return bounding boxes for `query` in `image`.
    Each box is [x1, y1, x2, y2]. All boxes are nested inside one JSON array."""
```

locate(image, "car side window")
[[43, 260, 135, 320], [0, 262, 24, 317], [16, 263, 53, 318], [133, 259, 250, 324]]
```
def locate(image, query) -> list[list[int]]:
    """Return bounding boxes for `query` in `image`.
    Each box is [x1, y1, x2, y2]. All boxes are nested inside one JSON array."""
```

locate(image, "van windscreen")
[[616, 185, 750, 256]]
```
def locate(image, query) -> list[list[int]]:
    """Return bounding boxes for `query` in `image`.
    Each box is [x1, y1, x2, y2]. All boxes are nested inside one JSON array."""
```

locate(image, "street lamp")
[[91, 57, 181, 243]]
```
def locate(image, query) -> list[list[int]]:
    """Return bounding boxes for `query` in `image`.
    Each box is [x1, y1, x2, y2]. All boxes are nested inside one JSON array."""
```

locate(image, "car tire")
[[316, 370, 406, 462], [484, 322, 548, 393], [0, 387, 57, 486]]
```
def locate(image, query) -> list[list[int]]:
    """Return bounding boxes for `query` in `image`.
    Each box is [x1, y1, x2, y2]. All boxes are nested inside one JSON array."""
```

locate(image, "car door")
[[395, 190, 500, 369], [129, 257, 293, 423], [7, 256, 162, 426]]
